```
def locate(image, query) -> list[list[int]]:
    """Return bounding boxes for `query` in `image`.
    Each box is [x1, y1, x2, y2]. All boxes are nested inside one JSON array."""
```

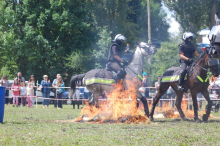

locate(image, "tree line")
[[0, 0, 219, 85]]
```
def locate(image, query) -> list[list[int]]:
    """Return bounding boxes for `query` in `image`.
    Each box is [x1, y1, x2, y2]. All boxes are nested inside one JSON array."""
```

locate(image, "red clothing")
[[11, 84, 20, 96]]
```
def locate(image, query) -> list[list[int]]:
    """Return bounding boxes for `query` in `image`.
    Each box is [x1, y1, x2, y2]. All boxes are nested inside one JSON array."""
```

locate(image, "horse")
[[69, 42, 157, 116], [149, 49, 219, 123]]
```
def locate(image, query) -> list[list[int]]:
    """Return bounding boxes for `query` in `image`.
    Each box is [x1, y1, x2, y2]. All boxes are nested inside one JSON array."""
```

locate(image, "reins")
[[191, 53, 211, 82]]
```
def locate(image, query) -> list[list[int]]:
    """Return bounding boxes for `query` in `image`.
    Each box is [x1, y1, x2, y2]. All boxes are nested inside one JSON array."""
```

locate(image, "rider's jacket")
[[107, 43, 123, 64], [179, 41, 195, 63]]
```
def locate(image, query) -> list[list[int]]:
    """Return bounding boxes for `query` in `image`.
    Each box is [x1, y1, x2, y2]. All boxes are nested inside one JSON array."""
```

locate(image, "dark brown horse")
[[149, 49, 219, 123]]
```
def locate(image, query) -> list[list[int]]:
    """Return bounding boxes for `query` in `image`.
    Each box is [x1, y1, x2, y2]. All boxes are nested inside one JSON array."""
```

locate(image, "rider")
[[107, 34, 129, 81], [178, 32, 199, 91]]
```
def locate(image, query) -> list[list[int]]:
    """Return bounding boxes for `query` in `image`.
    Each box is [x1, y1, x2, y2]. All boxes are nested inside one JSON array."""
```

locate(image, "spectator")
[[142, 72, 149, 98], [41, 75, 51, 108], [11, 79, 20, 107], [14, 72, 25, 84], [29, 75, 36, 107], [56, 75, 65, 109], [125, 43, 131, 53], [14, 72, 25, 107], [26, 82, 33, 107], [197, 93, 202, 110], [155, 76, 165, 107], [82, 87, 92, 108], [72, 88, 80, 109], [0, 75, 10, 106], [52, 74, 61, 107], [20, 82, 27, 107], [138, 72, 150, 108], [167, 86, 175, 108]]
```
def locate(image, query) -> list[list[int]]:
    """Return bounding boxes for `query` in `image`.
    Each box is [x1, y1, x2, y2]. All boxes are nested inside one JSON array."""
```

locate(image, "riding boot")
[[178, 70, 186, 91]]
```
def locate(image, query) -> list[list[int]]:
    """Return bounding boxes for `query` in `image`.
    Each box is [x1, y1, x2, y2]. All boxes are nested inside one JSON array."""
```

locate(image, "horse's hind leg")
[[149, 82, 169, 121], [201, 90, 212, 122]]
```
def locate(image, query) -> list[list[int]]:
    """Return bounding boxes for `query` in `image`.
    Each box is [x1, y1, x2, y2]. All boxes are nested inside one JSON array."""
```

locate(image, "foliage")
[[137, 0, 170, 42], [164, 0, 220, 32], [0, 0, 170, 83], [0, 0, 94, 82], [145, 41, 180, 83], [92, 27, 112, 69], [65, 51, 93, 75]]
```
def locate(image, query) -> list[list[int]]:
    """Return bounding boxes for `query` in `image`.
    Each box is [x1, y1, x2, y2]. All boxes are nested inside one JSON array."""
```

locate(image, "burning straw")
[[75, 79, 150, 124]]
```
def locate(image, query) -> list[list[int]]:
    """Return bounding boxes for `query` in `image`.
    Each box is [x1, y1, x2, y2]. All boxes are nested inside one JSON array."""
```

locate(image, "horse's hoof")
[[149, 116, 154, 122], [202, 114, 209, 122], [195, 118, 202, 123], [182, 117, 189, 121]]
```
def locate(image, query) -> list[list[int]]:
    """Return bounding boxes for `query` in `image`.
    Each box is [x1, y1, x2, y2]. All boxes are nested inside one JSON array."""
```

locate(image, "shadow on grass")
[[2, 121, 27, 124]]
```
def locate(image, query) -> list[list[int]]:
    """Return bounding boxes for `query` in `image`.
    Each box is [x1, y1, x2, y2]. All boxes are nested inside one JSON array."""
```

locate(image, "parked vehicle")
[[197, 43, 210, 53]]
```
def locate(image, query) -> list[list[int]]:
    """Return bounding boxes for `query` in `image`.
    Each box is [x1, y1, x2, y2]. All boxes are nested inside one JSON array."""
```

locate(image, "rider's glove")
[[122, 60, 129, 66], [188, 58, 194, 63]]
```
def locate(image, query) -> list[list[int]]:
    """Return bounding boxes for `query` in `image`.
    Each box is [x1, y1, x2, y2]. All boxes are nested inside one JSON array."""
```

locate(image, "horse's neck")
[[195, 53, 208, 76], [129, 47, 144, 75]]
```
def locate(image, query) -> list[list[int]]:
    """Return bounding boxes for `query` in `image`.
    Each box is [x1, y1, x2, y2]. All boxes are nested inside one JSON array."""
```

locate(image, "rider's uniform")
[[179, 41, 196, 70], [107, 43, 123, 73], [178, 41, 196, 90]]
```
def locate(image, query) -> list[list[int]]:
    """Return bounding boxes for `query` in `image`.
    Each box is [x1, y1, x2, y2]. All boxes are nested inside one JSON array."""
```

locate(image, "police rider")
[[107, 34, 129, 81], [178, 32, 199, 91]]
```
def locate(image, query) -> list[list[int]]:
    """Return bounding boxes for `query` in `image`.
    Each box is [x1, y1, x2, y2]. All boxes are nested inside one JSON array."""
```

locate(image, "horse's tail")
[[69, 74, 85, 99]]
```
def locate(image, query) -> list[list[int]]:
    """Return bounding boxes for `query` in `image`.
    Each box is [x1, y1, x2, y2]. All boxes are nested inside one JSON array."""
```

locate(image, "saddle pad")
[[84, 69, 116, 85], [161, 67, 186, 83]]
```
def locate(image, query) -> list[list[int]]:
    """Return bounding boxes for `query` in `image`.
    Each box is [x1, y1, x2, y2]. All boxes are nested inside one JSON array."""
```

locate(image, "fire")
[[75, 78, 149, 124], [74, 77, 209, 124]]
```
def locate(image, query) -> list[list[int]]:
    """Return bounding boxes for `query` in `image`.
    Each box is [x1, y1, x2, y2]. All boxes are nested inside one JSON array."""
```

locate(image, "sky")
[[162, 3, 180, 35]]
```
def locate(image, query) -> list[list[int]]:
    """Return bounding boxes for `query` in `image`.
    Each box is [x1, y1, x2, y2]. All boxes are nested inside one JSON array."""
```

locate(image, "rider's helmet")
[[182, 32, 196, 41], [113, 34, 126, 45]]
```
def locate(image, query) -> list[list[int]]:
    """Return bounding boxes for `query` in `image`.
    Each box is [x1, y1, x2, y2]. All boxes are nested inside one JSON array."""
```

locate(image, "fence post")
[[36, 96, 37, 109], [0, 86, 6, 123]]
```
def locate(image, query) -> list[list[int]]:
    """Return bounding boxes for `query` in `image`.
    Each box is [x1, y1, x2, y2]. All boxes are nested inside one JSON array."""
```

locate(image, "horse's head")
[[136, 41, 157, 56], [208, 58, 220, 77], [205, 48, 220, 77], [208, 13, 220, 59]]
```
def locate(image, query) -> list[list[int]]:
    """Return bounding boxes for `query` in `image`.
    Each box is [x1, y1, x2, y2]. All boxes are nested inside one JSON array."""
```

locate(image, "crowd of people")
[[1, 70, 217, 110], [0, 72, 66, 109]]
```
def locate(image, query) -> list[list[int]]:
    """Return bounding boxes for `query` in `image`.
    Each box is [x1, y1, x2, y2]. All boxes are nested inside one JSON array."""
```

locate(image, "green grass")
[[1, 104, 220, 145]]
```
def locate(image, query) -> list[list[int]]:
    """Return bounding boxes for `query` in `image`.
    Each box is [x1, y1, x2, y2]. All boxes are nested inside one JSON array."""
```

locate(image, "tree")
[[145, 41, 180, 83], [0, 0, 94, 82], [92, 27, 112, 69], [164, 0, 220, 32], [136, 0, 170, 42]]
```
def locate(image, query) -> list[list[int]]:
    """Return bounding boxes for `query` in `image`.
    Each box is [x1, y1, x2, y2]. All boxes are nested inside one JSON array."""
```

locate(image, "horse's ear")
[[215, 12, 220, 25], [136, 41, 140, 46]]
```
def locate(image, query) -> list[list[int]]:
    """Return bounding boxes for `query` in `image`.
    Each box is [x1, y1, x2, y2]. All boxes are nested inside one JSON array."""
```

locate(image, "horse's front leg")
[[191, 91, 202, 123], [201, 90, 212, 122]]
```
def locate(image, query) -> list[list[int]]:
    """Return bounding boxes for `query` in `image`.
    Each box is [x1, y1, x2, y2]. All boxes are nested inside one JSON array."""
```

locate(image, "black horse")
[[149, 49, 219, 123]]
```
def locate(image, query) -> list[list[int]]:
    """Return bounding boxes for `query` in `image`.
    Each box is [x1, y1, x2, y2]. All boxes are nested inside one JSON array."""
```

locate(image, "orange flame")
[[75, 78, 149, 124]]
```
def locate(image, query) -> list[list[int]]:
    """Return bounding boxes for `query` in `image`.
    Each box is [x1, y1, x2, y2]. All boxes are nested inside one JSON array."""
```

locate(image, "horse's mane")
[[194, 51, 207, 64]]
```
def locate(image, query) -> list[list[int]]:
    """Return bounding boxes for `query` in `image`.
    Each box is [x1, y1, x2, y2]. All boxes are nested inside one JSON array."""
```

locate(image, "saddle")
[[161, 66, 192, 83], [84, 69, 117, 86]]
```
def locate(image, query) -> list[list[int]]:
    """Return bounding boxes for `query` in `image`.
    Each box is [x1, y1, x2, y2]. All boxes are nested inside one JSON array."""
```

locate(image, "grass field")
[[1, 104, 220, 145]]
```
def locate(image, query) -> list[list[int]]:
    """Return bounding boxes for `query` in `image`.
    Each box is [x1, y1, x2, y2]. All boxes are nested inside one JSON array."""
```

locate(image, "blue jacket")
[[57, 83, 65, 93], [41, 80, 51, 93]]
